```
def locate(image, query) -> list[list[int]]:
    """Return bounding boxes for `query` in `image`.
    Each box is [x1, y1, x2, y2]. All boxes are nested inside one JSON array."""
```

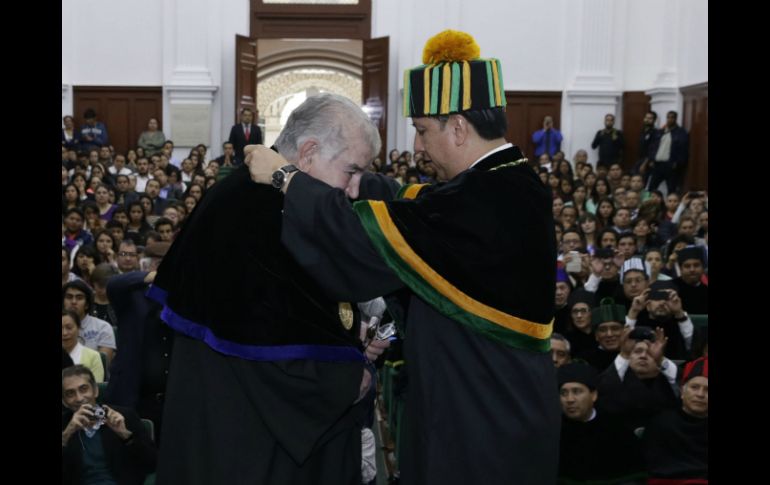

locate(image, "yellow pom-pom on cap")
[[422, 30, 480, 65]]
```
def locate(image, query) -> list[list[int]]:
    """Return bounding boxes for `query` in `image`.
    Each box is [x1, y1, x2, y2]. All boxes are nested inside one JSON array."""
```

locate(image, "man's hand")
[[666, 289, 684, 318], [102, 405, 132, 441], [244, 145, 287, 185], [590, 256, 604, 276], [628, 288, 650, 319], [648, 327, 668, 366], [364, 338, 391, 362], [62, 404, 96, 446], [144, 271, 157, 284], [612, 249, 625, 270], [619, 326, 635, 359]]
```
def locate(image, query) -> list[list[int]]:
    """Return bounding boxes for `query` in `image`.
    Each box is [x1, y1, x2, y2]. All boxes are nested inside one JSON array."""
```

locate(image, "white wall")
[[66, 0, 163, 86], [62, 0, 707, 156], [678, 0, 708, 87]]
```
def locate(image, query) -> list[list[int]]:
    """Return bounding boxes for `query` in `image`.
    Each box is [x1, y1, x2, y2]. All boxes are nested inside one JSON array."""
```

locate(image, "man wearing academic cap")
[[557, 362, 648, 484], [246, 29, 560, 485], [576, 297, 627, 372], [672, 246, 708, 314], [643, 356, 709, 484]]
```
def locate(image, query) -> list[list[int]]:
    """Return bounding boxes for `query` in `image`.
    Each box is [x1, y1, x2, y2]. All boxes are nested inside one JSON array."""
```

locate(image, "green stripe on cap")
[[430, 65, 441, 115], [485, 61, 494, 107], [450, 63, 461, 112]]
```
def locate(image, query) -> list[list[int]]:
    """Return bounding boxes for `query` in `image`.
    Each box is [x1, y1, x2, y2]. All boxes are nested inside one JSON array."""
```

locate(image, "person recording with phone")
[[625, 280, 694, 360], [62, 365, 157, 485]]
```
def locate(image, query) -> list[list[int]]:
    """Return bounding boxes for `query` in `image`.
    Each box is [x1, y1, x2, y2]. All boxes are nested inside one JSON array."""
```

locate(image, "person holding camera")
[[626, 281, 694, 361], [532, 115, 564, 161], [62, 365, 157, 485]]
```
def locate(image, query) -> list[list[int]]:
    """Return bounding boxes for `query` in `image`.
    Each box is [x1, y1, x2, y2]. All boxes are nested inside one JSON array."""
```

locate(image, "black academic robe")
[[644, 408, 708, 480], [558, 411, 647, 484], [554, 304, 571, 335], [673, 278, 709, 315], [281, 146, 561, 485], [576, 344, 618, 373], [597, 364, 678, 431], [150, 166, 369, 485]]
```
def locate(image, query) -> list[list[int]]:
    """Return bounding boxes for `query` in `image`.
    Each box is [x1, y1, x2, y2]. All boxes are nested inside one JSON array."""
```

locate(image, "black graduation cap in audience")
[[557, 362, 599, 391], [648, 280, 678, 300], [568, 289, 595, 309], [676, 246, 705, 264]]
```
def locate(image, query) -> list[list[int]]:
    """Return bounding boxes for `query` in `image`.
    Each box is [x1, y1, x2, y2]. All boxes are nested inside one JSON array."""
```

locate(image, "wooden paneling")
[[362, 36, 388, 161], [503, 92, 562, 161], [621, 91, 652, 172], [73, 87, 162, 156], [251, 0, 371, 39], [681, 83, 708, 191]]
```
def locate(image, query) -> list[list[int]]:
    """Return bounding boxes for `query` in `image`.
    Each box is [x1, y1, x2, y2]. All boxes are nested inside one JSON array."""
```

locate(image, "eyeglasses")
[[571, 308, 589, 315], [118, 252, 137, 257]]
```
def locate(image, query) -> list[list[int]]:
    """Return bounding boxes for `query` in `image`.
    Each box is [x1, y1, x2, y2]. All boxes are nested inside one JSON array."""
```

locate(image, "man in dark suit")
[[227, 107, 262, 164], [62, 365, 156, 485], [104, 242, 173, 444]]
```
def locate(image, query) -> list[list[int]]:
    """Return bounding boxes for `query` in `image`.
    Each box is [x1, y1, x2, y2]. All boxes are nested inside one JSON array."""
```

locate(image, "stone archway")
[[258, 69, 362, 146]]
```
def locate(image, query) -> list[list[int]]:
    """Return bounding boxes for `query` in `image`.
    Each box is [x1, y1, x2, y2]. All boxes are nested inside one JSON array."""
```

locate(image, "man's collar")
[[469, 143, 513, 169]]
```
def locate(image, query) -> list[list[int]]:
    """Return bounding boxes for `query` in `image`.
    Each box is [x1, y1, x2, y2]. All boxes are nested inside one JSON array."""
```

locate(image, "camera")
[[595, 247, 615, 259], [375, 322, 397, 341], [88, 405, 108, 431], [629, 327, 656, 342]]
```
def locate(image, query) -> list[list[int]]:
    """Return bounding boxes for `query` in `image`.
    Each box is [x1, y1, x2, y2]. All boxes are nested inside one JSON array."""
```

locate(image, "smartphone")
[[648, 289, 670, 301], [565, 252, 582, 273]]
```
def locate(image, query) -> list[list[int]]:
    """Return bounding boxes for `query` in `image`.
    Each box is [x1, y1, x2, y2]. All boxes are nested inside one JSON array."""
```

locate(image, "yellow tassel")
[[422, 30, 480, 64]]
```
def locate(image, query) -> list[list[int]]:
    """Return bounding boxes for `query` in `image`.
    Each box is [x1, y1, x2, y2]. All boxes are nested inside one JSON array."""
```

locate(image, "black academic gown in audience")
[[559, 410, 647, 484], [595, 278, 622, 303], [553, 304, 571, 335], [673, 277, 708, 315], [565, 328, 596, 362], [575, 344, 618, 372], [597, 365, 678, 431], [643, 408, 708, 481]]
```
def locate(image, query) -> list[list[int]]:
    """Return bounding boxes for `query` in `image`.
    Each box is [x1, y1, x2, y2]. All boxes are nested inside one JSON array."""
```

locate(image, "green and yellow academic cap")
[[403, 30, 506, 118]]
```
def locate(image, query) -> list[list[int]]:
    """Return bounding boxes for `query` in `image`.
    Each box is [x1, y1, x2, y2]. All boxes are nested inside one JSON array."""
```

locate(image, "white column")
[[646, 0, 682, 124], [61, 0, 75, 120], [162, 0, 220, 155], [561, 0, 625, 166]]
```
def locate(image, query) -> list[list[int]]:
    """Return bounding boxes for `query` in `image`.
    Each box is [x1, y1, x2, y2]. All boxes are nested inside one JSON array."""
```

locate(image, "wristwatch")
[[674, 312, 689, 323], [271, 164, 299, 190]]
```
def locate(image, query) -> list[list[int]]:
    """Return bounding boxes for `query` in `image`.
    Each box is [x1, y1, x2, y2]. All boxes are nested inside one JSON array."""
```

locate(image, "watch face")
[[271, 170, 285, 189]]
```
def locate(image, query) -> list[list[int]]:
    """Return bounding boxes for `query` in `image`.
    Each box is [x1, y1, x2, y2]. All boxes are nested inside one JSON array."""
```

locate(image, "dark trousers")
[[648, 161, 679, 194]]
